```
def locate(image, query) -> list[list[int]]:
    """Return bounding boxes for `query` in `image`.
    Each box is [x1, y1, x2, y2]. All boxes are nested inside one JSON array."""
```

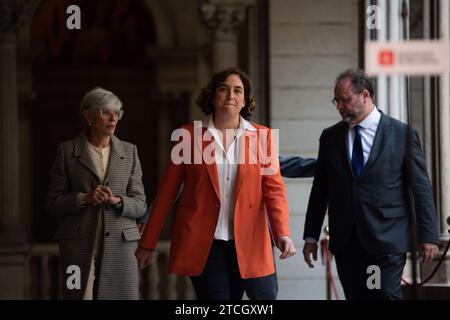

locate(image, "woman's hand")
[[137, 223, 146, 235], [135, 247, 154, 269], [84, 186, 111, 206], [276, 236, 297, 259], [85, 186, 122, 206]]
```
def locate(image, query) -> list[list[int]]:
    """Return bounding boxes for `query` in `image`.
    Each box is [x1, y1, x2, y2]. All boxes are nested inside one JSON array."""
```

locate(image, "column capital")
[[0, 0, 28, 34], [199, 1, 252, 41]]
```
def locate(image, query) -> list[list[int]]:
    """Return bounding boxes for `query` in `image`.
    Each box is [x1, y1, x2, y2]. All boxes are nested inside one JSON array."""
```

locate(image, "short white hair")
[[79, 87, 122, 125]]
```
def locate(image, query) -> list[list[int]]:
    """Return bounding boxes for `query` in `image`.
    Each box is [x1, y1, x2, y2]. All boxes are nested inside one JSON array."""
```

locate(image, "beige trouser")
[[83, 210, 104, 300]]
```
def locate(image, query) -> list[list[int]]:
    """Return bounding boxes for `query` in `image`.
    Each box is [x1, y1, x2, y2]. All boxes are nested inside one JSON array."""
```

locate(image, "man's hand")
[[276, 236, 297, 259], [303, 242, 318, 268], [419, 242, 439, 263], [135, 247, 154, 269]]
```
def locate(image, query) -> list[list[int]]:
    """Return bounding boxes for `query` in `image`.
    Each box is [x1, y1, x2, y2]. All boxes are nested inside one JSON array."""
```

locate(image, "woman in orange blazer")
[[136, 67, 296, 300]]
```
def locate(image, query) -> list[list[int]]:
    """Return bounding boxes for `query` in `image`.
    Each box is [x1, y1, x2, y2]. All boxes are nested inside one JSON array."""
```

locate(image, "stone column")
[[0, 0, 29, 299], [199, 0, 253, 72], [438, 0, 450, 239], [419, 0, 450, 292]]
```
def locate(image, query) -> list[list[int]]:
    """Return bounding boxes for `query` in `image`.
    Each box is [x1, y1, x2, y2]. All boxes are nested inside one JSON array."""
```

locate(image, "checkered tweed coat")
[[47, 133, 147, 300]]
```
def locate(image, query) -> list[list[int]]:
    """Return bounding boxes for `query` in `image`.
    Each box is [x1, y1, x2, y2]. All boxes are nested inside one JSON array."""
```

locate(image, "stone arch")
[[29, 0, 157, 65], [143, 0, 176, 47], [19, 0, 175, 51], [20, 0, 174, 242]]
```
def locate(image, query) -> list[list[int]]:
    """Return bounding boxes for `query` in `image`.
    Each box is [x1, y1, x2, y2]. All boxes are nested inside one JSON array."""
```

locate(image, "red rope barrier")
[[325, 249, 340, 300], [321, 238, 340, 300], [319, 229, 450, 295], [401, 233, 450, 286]]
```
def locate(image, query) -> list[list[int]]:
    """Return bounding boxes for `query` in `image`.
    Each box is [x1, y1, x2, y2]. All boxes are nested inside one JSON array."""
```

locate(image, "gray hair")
[[79, 87, 122, 125]]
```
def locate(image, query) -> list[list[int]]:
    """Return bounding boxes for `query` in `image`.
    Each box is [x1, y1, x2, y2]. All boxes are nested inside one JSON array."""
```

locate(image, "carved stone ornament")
[[199, 3, 246, 40], [0, 0, 28, 34]]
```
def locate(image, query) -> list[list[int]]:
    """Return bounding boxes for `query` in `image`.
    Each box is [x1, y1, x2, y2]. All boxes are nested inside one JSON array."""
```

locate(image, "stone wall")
[[269, 0, 359, 299]]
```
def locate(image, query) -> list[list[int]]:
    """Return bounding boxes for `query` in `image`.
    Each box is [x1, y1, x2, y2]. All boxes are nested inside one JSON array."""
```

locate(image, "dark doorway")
[[30, 0, 189, 242]]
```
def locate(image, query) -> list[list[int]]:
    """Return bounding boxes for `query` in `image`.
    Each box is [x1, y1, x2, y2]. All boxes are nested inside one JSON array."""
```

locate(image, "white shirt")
[[76, 141, 111, 207], [347, 105, 381, 165], [86, 142, 111, 183], [205, 115, 257, 241]]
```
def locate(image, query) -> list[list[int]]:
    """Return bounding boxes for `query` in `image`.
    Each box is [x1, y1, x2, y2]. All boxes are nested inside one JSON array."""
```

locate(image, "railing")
[[140, 241, 196, 300], [27, 243, 62, 300], [27, 241, 196, 300]]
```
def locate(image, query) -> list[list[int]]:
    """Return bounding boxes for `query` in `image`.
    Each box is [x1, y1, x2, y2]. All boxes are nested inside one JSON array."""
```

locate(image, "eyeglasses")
[[331, 93, 358, 106], [92, 108, 124, 120]]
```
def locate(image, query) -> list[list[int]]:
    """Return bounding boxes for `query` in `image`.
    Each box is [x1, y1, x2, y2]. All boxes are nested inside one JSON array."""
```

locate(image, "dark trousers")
[[334, 230, 406, 300], [190, 240, 278, 300]]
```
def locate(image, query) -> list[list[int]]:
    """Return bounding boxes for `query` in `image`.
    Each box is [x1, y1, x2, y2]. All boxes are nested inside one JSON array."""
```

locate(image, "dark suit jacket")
[[279, 156, 316, 178], [304, 113, 439, 255]]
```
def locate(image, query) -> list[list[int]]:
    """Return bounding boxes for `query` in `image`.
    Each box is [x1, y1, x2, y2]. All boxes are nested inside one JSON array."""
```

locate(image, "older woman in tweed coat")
[[47, 87, 147, 300]]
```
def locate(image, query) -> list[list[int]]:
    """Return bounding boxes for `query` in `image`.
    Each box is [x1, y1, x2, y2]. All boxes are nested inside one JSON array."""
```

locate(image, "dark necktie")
[[351, 125, 364, 177]]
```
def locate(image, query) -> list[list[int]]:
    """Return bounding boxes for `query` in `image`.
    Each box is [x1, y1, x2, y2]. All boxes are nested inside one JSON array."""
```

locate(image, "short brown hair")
[[195, 67, 256, 120]]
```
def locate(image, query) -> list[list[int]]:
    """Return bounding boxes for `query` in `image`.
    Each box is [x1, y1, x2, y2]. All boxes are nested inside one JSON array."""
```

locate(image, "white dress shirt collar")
[[204, 114, 257, 131], [205, 115, 256, 153], [350, 105, 381, 130]]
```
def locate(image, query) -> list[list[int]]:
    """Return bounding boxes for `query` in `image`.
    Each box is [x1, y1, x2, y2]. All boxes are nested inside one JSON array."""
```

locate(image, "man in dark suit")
[[302, 69, 439, 300]]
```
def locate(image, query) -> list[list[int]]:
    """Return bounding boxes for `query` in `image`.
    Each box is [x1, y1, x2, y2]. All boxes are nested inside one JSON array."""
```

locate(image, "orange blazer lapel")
[[234, 132, 253, 201], [202, 128, 221, 200]]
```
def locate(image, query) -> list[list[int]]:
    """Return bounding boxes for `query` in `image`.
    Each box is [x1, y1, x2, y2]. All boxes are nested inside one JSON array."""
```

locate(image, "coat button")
[[216, 204, 220, 207], [105, 232, 110, 237]]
